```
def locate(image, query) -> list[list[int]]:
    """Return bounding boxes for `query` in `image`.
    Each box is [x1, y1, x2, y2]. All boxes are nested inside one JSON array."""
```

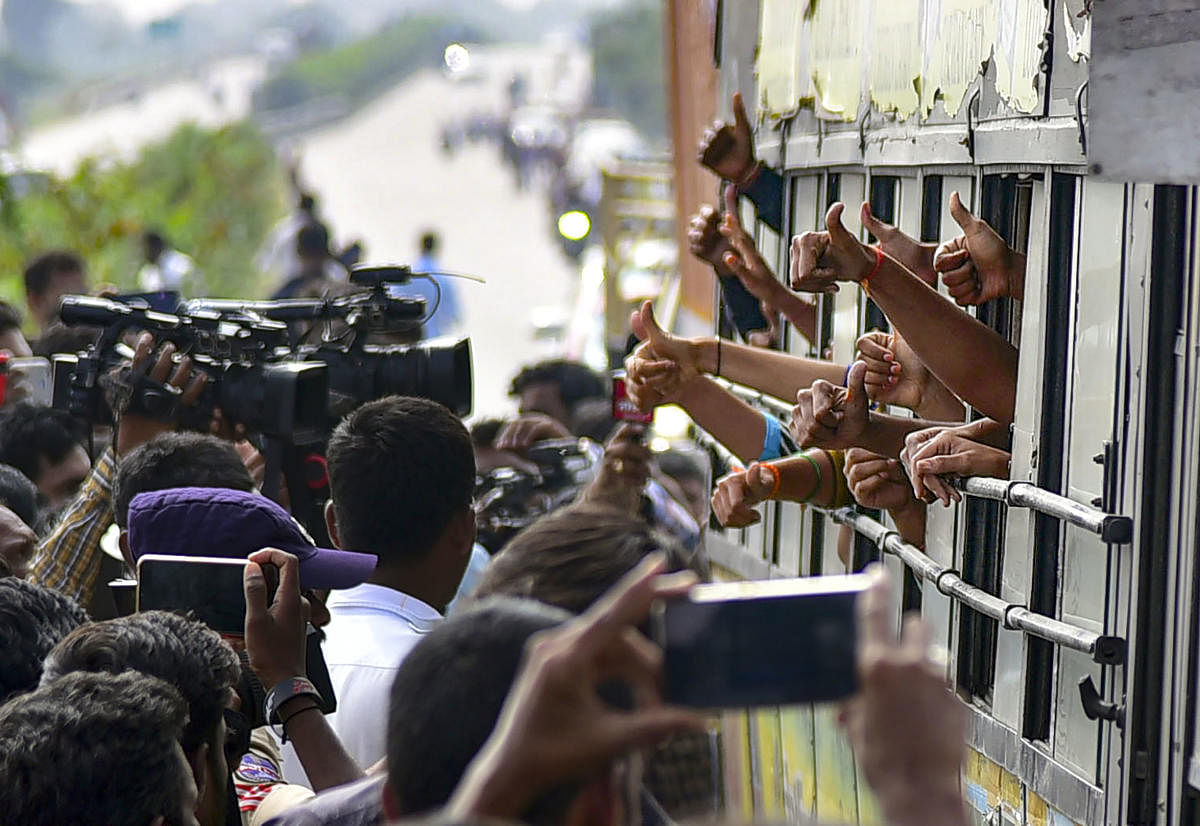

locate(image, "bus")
[[664, 2, 1200, 825]]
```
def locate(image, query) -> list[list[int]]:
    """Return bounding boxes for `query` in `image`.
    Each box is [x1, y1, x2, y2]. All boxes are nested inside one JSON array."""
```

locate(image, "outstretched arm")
[[793, 203, 1018, 424], [628, 300, 845, 404]]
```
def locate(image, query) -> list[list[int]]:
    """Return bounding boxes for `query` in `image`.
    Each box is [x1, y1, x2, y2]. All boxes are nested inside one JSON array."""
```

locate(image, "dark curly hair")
[[0, 577, 89, 704], [0, 670, 191, 826], [42, 610, 240, 755]]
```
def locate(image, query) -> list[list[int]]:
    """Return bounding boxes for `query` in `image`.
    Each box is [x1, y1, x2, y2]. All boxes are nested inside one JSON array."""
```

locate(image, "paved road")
[[295, 45, 578, 418]]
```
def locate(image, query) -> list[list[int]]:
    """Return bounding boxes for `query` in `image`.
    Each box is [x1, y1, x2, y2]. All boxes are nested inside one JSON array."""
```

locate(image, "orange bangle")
[[861, 245, 884, 296], [759, 462, 782, 499]]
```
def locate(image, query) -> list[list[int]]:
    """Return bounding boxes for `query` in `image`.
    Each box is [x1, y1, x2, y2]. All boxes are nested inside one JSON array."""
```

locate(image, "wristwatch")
[[264, 676, 322, 726]]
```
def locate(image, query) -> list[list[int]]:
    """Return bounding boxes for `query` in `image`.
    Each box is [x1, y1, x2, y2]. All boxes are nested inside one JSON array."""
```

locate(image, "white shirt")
[[279, 583, 441, 786]]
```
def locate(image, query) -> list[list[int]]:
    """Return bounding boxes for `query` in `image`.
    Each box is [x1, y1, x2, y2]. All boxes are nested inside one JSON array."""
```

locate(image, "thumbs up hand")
[[933, 192, 1025, 306], [790, 361, 871, 450], [624, 301, 702, 411], [698, 92, 757, 183], [791, 203, 879, 294]]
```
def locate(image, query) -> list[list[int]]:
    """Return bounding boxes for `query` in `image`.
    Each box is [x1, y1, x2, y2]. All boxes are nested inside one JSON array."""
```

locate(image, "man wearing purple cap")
[[125, 487, 379, 592]]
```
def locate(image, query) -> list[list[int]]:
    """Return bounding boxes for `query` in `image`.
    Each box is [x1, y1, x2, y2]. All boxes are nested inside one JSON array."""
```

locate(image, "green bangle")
[[800, 451, 823, 504]]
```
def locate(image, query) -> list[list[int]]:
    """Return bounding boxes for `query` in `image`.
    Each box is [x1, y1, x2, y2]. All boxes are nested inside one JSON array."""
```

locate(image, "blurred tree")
[[589, 1, 668, 143], [0, 121, 286, 311]]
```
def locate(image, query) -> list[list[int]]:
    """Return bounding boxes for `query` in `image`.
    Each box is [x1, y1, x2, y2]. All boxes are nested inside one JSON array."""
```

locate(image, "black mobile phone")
[[136, 554, 337, 713], [653, 573, 870, 708], [137, 555, 250, 636]]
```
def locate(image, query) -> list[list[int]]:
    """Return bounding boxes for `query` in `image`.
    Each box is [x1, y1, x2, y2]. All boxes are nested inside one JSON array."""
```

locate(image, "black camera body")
[[51, 296, 330, 442]]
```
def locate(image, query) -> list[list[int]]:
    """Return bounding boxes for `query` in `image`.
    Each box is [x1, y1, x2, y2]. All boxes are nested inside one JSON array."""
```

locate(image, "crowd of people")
[[0, 82, 1021, 826]]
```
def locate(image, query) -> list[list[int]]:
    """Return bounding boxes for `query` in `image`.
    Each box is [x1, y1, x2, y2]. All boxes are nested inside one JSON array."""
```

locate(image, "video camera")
[[185, 265, 472, 418], [52, 296, 329, 442]]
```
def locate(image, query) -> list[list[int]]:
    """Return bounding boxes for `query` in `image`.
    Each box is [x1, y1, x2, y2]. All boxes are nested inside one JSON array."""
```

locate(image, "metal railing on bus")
[[823, 506, 1125, 665], [694, 381, 1128, 666], [711, 378, 1134, 544], [953, 476, 1132, 544]]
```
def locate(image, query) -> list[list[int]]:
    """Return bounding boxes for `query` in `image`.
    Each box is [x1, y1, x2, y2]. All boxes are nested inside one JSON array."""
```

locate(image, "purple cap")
[[127, 487, 377, 590]]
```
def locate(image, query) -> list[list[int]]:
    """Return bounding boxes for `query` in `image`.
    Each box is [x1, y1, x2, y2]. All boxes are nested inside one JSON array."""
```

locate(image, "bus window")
[[1021, 172, 1080, 742], [956, 173, 1035, 705]]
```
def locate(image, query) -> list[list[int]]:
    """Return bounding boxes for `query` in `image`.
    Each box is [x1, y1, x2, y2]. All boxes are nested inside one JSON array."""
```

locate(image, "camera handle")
[[261, 436, 334, 548]]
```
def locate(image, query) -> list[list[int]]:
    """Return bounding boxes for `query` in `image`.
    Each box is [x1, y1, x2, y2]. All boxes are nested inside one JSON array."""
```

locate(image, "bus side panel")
[[779, 706, 818, 818]]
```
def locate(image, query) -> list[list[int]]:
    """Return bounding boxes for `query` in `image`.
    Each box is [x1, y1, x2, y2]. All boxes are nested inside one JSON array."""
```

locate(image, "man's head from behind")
[[510, 360, 608, 428], [474, 504, 698, 615], [113, 432, 255, 529], [326, 395, 475, 609], [42, 610, 241, 826], [0, 402, 89, 508], [0, 669, 198, 826], [0, 577, 89, 704], [24, 250, 87, 333], [385, 598, 574, 819]]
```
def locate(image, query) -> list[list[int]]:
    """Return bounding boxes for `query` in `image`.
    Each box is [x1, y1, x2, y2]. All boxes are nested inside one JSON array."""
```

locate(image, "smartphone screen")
[[136, 554, 338, 713], [654, 574, 869, 708], [137, 555, 250, 636]]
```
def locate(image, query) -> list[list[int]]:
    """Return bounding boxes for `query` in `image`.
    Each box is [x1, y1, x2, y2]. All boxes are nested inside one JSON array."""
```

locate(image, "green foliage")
[[590, 1, 668, 142], [0, 121, 286, 307], [254, 16, 485, 112]]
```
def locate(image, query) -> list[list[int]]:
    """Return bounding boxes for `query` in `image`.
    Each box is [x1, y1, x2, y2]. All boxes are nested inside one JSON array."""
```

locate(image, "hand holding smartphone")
[[653, 573, 870, 708], [136, 554, 336, 713]]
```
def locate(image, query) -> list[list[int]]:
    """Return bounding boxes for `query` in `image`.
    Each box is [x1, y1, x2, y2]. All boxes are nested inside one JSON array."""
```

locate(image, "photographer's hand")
[[243, 548, 363, 791], [579, 423, 651, 515], [495, 414, 573, 454], [115, 333, 207, 458]]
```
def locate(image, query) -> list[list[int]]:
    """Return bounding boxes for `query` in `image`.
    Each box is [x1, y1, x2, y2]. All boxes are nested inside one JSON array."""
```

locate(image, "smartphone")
[[5, 357, 53, 406], [137, 555, 250, 636], [653, 573, 870, 708], [136, 554, 338, 713], [611, 372, 653, 424]]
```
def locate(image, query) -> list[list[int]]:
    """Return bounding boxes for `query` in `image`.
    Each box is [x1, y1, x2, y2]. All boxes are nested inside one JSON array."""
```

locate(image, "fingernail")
[[883, 352, 893, 362], [890, 364, 901, 374]]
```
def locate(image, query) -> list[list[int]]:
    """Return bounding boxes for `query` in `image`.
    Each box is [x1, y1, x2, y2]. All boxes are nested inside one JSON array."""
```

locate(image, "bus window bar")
[[954, 477, 1133, 544], [823, 506, 1126, 666], [711, 377, 793, 420], [710, 380, 1133, 544]]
